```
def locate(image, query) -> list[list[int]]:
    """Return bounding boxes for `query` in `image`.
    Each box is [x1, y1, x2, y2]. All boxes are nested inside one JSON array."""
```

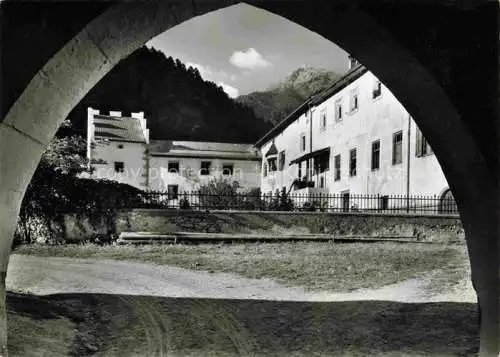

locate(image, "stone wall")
[[114, 209, 464, 244]]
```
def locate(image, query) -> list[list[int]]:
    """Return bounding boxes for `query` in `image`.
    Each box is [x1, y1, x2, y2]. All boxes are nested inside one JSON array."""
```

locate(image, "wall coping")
[[118, 208, 461, 220]]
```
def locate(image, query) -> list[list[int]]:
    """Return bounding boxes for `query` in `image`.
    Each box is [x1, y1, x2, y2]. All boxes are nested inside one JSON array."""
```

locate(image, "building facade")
[[255, 60, 453, 211], [87, 108, 261, 193]]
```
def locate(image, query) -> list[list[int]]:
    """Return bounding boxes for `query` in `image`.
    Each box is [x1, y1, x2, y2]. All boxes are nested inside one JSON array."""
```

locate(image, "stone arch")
[[0, 1, 498, 355], [438, 187, 458, 215]]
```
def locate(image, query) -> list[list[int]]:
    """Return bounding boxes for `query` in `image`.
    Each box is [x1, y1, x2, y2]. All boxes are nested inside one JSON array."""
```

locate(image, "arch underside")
[[0, 0, 498, 355]]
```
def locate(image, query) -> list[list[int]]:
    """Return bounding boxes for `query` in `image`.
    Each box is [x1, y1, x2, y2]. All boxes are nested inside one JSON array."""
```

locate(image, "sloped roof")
[[254, 64, 368, 148], [93, 114, 147, 143], [148, 140, 261, 161], [265, 142, 278, 157]]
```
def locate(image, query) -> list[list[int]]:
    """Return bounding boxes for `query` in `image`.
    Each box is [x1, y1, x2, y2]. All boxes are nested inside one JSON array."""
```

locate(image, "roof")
[[254, 64, 368, 148], [290, 147, 330, 165], [265, 142, 278, 157], [148, 140, 261, 161], [93, 114, 147, 143]]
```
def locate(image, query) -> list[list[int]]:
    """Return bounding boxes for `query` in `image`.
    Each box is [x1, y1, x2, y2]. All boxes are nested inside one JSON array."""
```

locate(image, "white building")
[[255, 58, 455, 211], [87, 108, 261, 194]]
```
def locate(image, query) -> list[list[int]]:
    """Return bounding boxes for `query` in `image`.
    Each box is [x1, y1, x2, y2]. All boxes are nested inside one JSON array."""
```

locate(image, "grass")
[[14, 241, 470, 292]]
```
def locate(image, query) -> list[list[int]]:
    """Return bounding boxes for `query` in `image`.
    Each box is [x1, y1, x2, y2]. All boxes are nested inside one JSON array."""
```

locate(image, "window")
[[298, 163, 302, 179], [200, 161, 211, 175], [334, 154, 341, 181], [263, 163, 268, 177], [314, 151, 330, 174], [268, 158, 277, 172], [167, 184, 178, 200], [320, 109, 327, 132], [372, 80, 382, 99], [349, 148, 357, 177], [320, 176, 325, 188], [350, 89, 359, 112], [114, 161, 124, 173], [168, 161, 179, 173], [371, 140, 380, 171], [392, 131, 403, 165], [300, 134, 306, 152], [334, 99, 343, 122], [222, 164, 234, 175], [278, 151, 286, 171], [415, 126, 433, 157], [117, 144, 124, 149]]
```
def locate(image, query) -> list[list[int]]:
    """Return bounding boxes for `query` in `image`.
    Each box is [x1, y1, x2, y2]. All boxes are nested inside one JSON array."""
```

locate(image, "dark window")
[[350, 90, 359, 112], [278, 151, 286, 171], [114, 161, 124, 173], [320, 176, 325, 188], [298, 162, 302, 179], [392, 131, 403, 165], [222, 164, 234, 175], [117, 144, 124, 149], [168, 161, 179, 173], [349, 148, 357, 177], [201, 161, 211, 175], [320, 109, 327, 131], [372, 80, 382, 99], [371, 140, 380, 171], [415, 126, 433, 157], [268, 158, 277, 172], [314, 151, 330, 174], [335, 100, 343, 122], [263, 163, 268, 177], [300, 134, 306, 152], [334, 154, 341, 181], [167, 184, 178, 200]]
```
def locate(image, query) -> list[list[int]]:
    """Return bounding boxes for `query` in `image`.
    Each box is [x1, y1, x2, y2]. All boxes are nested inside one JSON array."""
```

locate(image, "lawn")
[[9, 242, 476, 356], [14, 241, 470, 292]]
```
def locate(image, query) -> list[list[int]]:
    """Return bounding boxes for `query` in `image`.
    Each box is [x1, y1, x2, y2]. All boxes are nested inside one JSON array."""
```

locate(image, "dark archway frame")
[[0, 1, 497, 355]]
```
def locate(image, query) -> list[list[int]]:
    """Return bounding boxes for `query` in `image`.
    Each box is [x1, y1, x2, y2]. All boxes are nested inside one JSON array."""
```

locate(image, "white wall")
[[259, 71, 450, 199], [259, 110, 310, 195], [148, 156, 261, 192], [90, 140, 148, 190]]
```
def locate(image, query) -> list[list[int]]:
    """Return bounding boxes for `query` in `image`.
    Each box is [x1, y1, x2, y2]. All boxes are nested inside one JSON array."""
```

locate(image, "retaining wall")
[[110, 209, 464, 244]]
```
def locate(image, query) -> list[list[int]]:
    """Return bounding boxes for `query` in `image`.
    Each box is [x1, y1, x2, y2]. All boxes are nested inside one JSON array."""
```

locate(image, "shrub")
[[197, 177, 241, 210]]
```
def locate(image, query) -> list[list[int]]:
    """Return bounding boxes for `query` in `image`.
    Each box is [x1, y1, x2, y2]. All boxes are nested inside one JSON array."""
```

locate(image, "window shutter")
[[416, 128, 422, 157]]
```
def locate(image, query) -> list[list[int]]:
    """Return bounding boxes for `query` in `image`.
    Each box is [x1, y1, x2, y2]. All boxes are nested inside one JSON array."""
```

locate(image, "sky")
[[146, 3, 349, 98]]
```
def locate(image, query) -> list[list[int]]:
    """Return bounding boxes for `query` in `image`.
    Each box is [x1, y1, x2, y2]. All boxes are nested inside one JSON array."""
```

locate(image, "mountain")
[[236, 66, 341, 126], [65, 46, 272, 143]]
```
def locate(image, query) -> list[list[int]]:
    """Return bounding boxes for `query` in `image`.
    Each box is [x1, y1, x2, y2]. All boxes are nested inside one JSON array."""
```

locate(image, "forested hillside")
[[66, 46, 272, 143]]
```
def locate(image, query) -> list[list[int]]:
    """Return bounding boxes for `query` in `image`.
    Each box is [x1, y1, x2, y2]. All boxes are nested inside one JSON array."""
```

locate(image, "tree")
[[197, 178, 241, 210], [16, 124, 89, 244], [16, 122, 144, 245]]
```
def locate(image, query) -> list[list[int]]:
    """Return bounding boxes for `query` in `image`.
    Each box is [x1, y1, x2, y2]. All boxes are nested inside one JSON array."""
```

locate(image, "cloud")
[[218, 82, 239, 98], [229, 48, 272, 70]]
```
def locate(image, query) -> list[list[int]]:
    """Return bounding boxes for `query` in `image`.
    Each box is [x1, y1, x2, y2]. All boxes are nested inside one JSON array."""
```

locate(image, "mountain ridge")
[[236, 66, 342, 125]]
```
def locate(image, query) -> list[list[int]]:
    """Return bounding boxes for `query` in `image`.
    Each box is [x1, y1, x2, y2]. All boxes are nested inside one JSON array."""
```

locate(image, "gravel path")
[[6, 254, 476, 303]]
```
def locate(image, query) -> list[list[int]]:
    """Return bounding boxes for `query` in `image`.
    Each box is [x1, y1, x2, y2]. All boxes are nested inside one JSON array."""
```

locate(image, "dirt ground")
[[6, 254, 478, 357], [7, 254, 476, 303]]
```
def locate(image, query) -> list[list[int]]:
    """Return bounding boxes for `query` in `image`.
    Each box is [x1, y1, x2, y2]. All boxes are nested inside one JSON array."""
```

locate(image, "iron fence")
[[138, 191, 459, 215]]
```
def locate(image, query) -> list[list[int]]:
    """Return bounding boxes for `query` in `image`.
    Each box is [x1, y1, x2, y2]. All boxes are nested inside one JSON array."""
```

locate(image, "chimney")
[[131, 111, 144, 119], [348, 54, 359, 70]]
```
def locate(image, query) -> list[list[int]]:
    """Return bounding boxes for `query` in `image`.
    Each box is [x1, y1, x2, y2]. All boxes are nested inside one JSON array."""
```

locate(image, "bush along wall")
[[15, 178, 146, 245]]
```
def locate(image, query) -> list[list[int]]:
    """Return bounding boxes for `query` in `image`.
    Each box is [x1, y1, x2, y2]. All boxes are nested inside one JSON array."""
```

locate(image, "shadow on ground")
[[7, 291, 479, 357]]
